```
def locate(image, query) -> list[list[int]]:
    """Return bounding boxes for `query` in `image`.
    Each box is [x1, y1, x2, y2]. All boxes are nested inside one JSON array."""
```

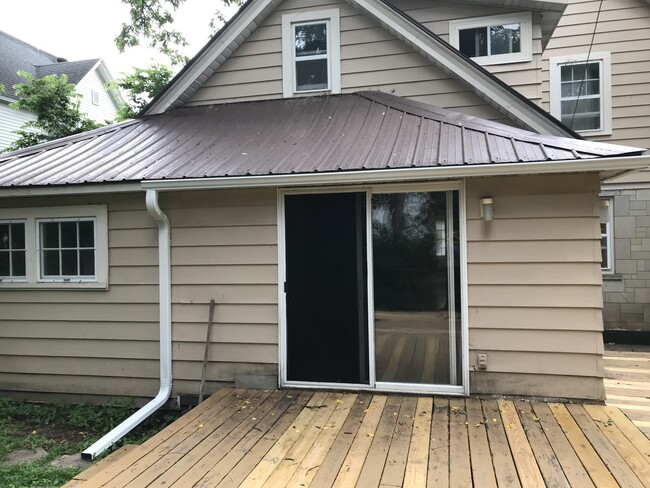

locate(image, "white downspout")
[[81, 189, 172, 460]]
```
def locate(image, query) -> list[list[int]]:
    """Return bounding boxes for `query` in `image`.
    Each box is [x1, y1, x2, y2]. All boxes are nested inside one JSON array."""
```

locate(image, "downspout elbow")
[[81, 189, 172, 460]]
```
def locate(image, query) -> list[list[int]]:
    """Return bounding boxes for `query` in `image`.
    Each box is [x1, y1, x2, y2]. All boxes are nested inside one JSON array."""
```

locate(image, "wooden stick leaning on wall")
[[199, 299, 216, 403]]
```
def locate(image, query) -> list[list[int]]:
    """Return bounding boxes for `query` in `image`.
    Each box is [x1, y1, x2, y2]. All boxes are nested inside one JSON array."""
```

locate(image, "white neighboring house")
[[0, 30, 124, 151]]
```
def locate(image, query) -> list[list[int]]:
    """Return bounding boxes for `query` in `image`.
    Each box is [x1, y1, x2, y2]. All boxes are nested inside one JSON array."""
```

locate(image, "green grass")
[[0, 398, 183, 488]]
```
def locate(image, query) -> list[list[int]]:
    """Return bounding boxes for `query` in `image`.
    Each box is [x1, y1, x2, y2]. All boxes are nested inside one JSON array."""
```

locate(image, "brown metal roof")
[[0, 92, 645, 188]]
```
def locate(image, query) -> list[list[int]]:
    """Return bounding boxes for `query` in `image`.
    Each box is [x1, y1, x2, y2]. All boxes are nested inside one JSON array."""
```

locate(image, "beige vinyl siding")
[[466, 173, 606, 400], [390, 0, 545, 106], [186, 0, 516, 122], [0, 193, 161, 404], [161, 188, 279, 395], [542, 0, 650, 150]]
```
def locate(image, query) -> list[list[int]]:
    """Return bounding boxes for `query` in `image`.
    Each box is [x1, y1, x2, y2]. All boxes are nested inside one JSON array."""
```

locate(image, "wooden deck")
[[66, 388, 650, 487], [605, 348, 650, 439]]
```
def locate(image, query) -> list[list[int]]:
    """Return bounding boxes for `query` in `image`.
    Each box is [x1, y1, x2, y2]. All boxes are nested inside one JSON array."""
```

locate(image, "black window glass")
[[12, 251, 26, 277], [296, 59, 328, 91], [60, 222, 78, 248], [490, 23, 520, 55], [0, 224, 8, 250], [295, 23, 327, 57], [61, 250, 78, 275], [43, 250, 60, 275], [0, 252, 9, 276], [459, 27, 487, 57], [78, 221, 94, 247], [11, 224, 25, 249], [42, 223, 59, 248], [79, 250, 95, 276]]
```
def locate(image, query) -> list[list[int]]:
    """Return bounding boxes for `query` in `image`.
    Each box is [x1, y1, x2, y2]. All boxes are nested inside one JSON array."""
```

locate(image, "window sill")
[[469, 54, 533, 66], [0, 281, 108, 290], [602, 273, 622, 281]]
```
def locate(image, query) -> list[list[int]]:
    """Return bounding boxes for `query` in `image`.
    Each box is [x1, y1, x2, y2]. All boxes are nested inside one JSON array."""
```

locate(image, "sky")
[[0, 0, 238, 79]]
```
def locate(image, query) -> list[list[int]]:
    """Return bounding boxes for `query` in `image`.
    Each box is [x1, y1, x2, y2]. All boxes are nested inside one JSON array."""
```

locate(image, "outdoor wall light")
[[480, 197, 494, 222]]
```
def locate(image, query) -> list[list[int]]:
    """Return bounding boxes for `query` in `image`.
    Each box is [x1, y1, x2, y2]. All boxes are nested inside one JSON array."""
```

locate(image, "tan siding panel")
[[0, 374, 160, 397], [172, 266, 277, 284], [171, 245, 277, 265], [468, 262, 602, 285], [469, 329, 603, 354], [467, 351, 602, 378], [469, 284, 602, 308], [173, 303, 277, 324], [172, 284, 277, 303], [467, 240, 600, 263], [468, 307, 604, 331], [0, 321, 157, 341], [467, 217, 598, 241], [0, 338, 159, 359], [465, 174, 604, 399], [174, 342, 277, 364], [171, 226, 277, 246], [172, 323, 277, 344], [167, 205, 277, 227]]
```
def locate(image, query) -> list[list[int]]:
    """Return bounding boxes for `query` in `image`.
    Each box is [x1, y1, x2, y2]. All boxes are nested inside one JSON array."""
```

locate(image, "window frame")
[[91, 89, 100, 106], [549, 52, 612, 136], [282, 8, 341, 98], [600, 198, 614, 274], [448, 12, 533, 66], [0, 205, 108, 289]]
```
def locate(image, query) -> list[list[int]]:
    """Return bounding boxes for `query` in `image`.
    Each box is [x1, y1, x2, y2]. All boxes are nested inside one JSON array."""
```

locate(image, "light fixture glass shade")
[[480, 197, 494, 222]]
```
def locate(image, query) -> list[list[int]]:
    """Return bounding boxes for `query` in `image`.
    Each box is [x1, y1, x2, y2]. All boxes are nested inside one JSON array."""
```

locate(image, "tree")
[[111, 63, 173, 120], [117, 0, 244, 66], [6, 72, 102, 152]]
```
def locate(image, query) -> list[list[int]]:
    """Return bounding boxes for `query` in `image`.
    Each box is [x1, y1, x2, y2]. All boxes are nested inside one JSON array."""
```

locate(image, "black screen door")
[[284, 192, 369, 384]]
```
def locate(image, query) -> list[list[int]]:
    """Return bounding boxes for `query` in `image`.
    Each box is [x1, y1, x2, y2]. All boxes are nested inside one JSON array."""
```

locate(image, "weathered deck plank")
[[72, 389, 650, 488]]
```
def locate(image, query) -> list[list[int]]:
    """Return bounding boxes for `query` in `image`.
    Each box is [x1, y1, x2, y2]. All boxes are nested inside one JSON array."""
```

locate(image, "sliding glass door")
[[281, 186, 464, 393], [371, 190, 462, 388]]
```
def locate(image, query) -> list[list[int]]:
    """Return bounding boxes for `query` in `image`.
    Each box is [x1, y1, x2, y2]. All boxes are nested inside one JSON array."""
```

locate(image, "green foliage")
[[7, 71, 103, 152], [0, 398, 183, 486], [110, 63, 173, 120], [117, 0, 244, 66]]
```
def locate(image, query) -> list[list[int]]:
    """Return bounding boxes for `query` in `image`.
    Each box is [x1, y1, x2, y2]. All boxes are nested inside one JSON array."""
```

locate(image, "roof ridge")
[[0, 30, 59, 62]]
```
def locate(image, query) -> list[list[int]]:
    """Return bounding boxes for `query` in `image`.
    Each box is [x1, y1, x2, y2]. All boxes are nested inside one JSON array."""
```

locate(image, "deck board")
[[73, 389, 650, 488]]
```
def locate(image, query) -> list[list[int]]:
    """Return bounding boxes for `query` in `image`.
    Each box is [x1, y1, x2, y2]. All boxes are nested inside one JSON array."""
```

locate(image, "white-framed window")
[[0, 205, 108, 289], [600, 198, 613, 273], [91, 89, 100, 106], [282, 9, 341, 98], [549, 52, 612, 136], [449, 12, 532, 65]]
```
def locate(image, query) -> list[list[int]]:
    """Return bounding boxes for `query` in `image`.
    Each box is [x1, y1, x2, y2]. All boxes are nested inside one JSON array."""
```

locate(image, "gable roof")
[[35, 58, 100, 85], [0, 92, 644, 191], [145, 0, 574, 138], [0, 30, 59, 99]]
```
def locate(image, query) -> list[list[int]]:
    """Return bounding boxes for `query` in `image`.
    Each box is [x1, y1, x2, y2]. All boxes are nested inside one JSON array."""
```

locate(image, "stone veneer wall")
[[601, 187, 650, 332]]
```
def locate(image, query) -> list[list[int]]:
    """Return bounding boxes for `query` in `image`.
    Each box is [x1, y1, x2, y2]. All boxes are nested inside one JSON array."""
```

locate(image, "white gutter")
[[81, 189, 172, 460], [141, 155, 650, 192]]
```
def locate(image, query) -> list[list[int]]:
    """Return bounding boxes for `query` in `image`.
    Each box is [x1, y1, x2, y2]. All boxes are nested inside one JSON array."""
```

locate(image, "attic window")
[[449, 13, 532, 65], [91, 89, 100, 106], [282, 9, 341, 98]]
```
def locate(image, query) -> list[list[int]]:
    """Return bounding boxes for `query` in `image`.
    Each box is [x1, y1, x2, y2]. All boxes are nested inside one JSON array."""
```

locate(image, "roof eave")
[[141, 155, 650, 192]]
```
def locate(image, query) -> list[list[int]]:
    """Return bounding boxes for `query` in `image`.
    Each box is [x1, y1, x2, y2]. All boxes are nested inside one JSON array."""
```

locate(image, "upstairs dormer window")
[[282, 9, 341, 98], [449, 13, 532, 66]]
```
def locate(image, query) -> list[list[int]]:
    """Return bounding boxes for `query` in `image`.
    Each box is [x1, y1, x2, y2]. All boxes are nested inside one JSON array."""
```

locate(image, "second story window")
[[550, 53, 612, 136], [449, 13, 532, 65], [282, 9, 341, 98], [294, 21, 329, 92]]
